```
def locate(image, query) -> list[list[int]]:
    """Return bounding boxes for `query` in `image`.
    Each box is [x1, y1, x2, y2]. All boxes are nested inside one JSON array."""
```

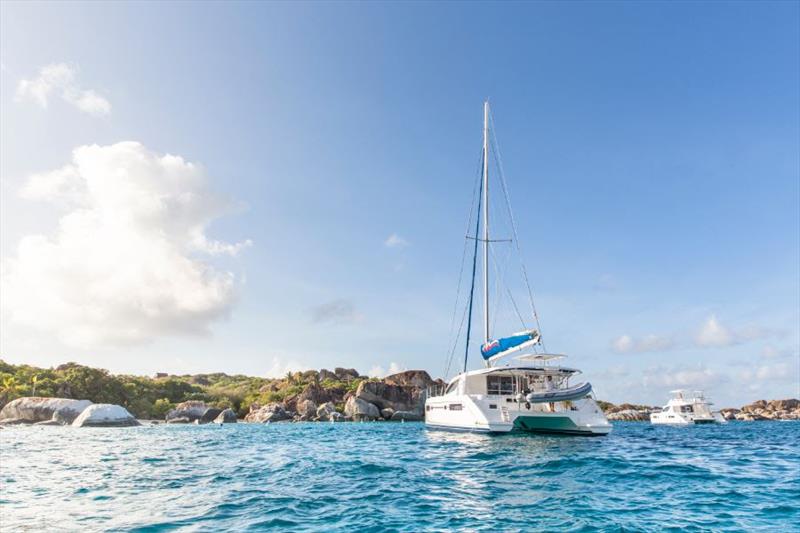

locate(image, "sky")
[[1, 1, 798, 407]]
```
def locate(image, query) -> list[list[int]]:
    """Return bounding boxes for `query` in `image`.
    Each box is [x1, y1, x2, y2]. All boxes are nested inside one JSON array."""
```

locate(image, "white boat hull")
[[425, 394, 612, 436], [650, 412, 721, 425], [650, 390, 726, 425]]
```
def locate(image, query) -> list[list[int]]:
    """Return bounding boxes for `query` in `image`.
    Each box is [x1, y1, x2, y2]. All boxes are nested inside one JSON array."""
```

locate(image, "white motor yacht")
[[650, 390, 727, 425], [424, 102, 611, 436]]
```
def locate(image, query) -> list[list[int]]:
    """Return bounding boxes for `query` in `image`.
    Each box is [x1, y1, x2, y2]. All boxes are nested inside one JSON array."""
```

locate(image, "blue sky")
[[1, 1, 798, 406]]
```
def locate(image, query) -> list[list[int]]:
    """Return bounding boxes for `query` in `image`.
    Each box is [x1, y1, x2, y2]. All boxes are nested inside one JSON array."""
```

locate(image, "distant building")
[[154, 372, 168, 378]]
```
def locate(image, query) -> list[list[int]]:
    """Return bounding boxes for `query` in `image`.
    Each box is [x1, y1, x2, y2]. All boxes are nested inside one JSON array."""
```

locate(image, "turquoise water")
[[1, 421, 798, 531]]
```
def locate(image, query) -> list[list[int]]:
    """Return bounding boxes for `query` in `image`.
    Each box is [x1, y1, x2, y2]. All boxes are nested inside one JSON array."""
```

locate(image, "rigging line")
[[443, 292, 471, 379], [463, 149, 484, 374], [506, 285, 528, 330], [443, 148, 484, 378], [489, 111, 547, 351], [487, 239, 514, 334]]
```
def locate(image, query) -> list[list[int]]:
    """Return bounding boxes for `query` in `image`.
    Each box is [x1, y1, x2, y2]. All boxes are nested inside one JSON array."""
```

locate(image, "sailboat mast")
[[482, 101, 490, 344]]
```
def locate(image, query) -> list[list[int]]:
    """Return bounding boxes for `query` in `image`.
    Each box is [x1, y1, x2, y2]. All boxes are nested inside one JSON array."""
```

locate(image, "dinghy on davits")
[[526, 381, 593, 403]]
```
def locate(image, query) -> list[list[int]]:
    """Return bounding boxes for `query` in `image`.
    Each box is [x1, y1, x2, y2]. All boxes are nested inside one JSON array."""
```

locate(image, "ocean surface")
[[1, 421, 798, 532]]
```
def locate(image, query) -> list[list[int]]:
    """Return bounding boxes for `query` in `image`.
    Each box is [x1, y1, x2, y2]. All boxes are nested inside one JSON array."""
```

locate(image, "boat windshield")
[[487, 375, 515, 395]]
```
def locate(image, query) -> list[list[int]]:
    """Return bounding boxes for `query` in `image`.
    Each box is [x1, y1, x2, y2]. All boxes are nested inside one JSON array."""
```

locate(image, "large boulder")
[[742, 400, 767, 413], [355, 381, 418, 412], [767, 399, 800, 412], [52, 405, 89, 425], [380, 407, 395, 420], [244, 403, 291, 423], [296, 399, 317, 420], [720, 408, 740, 421], [72, 404, 140, 427], [319, 369, 338, 382], [213, 408, 237, 423], [384, 370, 436, 390], [334, 367, 360, 381], [199, 408, 223, 424], [607, 409, 652, 422], [0, 398, 92, 424], [344, 396, 379, 421], [285, 383, 336, 412], [316, 402, 338, 421], [166, 401, 209, 423], [390, 410, 424, 422]]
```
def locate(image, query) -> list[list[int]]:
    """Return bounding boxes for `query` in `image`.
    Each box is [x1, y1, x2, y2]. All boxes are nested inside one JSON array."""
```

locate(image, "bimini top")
[[515, 353, 567, 363], [455, 364, 581, 383]]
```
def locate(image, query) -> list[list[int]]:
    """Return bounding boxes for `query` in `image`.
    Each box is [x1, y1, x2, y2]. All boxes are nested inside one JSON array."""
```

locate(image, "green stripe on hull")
[[513, 415, 582, 434]]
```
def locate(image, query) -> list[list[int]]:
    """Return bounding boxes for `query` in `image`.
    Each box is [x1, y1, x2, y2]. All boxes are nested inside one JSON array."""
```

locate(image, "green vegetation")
[[0, 361, 373, 419]]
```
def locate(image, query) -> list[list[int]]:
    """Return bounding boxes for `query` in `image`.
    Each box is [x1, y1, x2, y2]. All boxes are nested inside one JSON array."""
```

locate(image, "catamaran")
[[650, 390, 727, 425], [424, 102, 611, 436]]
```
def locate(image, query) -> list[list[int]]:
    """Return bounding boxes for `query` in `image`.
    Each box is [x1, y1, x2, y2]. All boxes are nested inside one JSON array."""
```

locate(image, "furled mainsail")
[[481, 329, 540, 361]]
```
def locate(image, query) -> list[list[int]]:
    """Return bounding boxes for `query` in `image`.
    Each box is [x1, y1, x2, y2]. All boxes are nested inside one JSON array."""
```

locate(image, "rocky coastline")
[[0, 360, 797, 426], [599, 399, 800, 422], [0, 369, 442, 426]]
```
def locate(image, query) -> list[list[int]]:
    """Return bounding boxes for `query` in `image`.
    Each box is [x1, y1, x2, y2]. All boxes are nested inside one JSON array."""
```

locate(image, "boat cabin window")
[[486, 375, 515, 395], [681, 405, 694, 413], [445, 381, 458, 394]]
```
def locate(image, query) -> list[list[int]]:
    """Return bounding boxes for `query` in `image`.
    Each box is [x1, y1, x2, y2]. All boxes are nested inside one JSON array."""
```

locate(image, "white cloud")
[[384, 233, 409, 248], [643, 365, 726, 389], [368, 361, 406, 378], [737, 362, 795, 383], [16, 63, 111, 116], [760, 345, 797, 359], [611, 334, 674, 354], [263, 356, 310, 379], [694, 315, 777, 348], [1, 141, 250, 347], [695, 315, 732, 347], [612, 315, 780, 354]]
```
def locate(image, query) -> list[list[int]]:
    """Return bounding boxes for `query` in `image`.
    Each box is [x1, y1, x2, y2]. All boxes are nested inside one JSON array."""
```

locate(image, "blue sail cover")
[[481, 330, 539, 360]]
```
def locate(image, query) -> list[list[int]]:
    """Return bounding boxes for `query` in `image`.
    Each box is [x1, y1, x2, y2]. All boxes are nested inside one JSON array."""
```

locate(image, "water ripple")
[[1, 421, 798, 531]]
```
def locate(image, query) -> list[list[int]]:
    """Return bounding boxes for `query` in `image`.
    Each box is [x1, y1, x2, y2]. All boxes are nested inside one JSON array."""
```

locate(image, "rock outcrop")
[[344, 396, 380, 421], [199, 408, 223, 424], [600, 398, 800, 422], [725, 399, 800, 421], [606, 409, 654, 422], [0, 397, 92, 425], [384, 370, 436, 390], [599, 402, 658, 422], [390, 410, 423, 421], [213, 408, 238, 423], [244, 403, 291, 423], [285, 383, 337, 413], [166, 401, 210, 423], [315, 402, 338, 421], [296, 399, 317, 421], [72, 404, 140, 427], [334, 368, 360, 381], [319, 369, 338, 382], [354, 381, 417, 412], [52, 405, 89, 425]]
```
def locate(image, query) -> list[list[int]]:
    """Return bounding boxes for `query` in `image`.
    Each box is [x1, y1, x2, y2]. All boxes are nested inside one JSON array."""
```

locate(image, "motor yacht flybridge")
[[424, 102, 611, 436], [650, 390, 726, 425]]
